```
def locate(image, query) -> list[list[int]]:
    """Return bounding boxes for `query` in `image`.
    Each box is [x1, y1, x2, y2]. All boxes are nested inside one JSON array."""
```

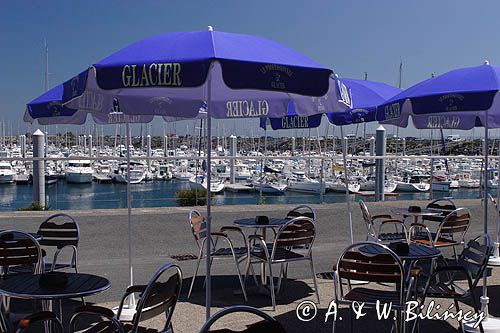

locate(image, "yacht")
[[157, 164, 173, 180], [286, 171, 324, 194], [189, 174, 225, 193], [252, 174, 287, 194], [395, 174, 430, 192], [112, 162, 146, 184], [0, 162, 16, 184], [358, 176, 397, 193], [65, 160, 93, 184]]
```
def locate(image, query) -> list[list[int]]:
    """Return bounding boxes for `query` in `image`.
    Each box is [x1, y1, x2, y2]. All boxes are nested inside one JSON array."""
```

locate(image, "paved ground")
[[2, 198, 500, 332]]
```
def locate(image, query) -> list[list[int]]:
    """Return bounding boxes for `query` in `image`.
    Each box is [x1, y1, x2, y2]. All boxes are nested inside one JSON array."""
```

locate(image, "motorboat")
[[112, 161, 146, 184], [252, 174, 287, 194], [157, 164, 173, 180], [286, 171, 324, 194], [395, 174, 430, 192], [0, 162, 16, 184], [358, 176, 397, 193], [65, 159, 93, 184]]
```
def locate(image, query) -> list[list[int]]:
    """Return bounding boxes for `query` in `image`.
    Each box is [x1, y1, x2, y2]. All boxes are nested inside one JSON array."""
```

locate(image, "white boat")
[[395, 175, 430, 192], [189, 174, 225, 193], [287, 171, 324, 194], [157, 164, 173, 180], [234, 164, 252, 181], [0, 162, 16, 184], [327, 180, 361, 193], [112, 162, 146, 184], [65, 160, 93, 184], [457, 172, 480, 189], [358, 177, 397, 193], [252, 174, 287, 194]]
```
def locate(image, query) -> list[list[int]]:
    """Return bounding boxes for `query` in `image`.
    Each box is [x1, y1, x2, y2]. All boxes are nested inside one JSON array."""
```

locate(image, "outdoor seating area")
[[0, 198, 498, 332]]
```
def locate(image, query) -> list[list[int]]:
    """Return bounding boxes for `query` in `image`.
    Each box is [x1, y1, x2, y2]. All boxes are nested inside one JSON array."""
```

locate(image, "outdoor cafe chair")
[[199, 305, 285, 333], [285, 204, 316, 221], [16, 311, 63, 333], [187, 210, 249, 302], [70, 262, 182, 333], [421, 198, 457, 225], [0, 230, 43, 332], [359, 200, 408, 243], [36, 213, 80, 273], [333, 241, 419, 333], [409, 208, 471, 260], [245, 216, 319, 310], [418, 234, 492, 333]]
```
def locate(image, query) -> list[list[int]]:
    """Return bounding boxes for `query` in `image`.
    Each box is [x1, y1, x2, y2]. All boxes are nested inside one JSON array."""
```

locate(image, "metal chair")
[[409, 208, 471, 260], [286, 204, 316, 221], [187, 210, 249, 301], [421, 198, 457, 225], [16, 311, 63, 333], [359, 200, 408, 243], [69, 305, 124, 333], [333, 241, 417, 333], [245, 216, 319, 310], [419, 234, 492, 333], [199, 305, 285, 333], [71, 263, 182, 333], [0, 230, 43, 332], [37, 213, 80, 273]]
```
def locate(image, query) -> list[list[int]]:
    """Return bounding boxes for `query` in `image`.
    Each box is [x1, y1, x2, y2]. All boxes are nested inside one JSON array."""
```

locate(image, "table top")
[[233, 217, 290, 228], [0, 273, 110, 300], [359, 243, 442, 260], [391, 208, 442, 217]]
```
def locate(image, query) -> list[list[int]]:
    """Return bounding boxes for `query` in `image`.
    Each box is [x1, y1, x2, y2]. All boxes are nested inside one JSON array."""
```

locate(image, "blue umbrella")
[[26, 27, 346, 319], [377, 61, 500, 330]]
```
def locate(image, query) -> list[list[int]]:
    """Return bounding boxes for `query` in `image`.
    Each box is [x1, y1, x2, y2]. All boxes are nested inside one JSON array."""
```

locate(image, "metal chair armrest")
[[372, 214, 392, 220], [378, 219, 408, 242], [220, 226, 248, 248], [126, 284, 147, 294], [248, 234, 270, 260], [408, 223, 433, 243], [381, 218, 404, 224], [70, 305, 124, 333]]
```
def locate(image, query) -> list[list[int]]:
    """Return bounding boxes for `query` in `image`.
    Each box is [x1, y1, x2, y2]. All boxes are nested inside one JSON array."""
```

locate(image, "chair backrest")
[[0, 230, 42, 274], [132, 263, 182, 332], [336, 242, 404, 302], [199, 305, 285, 333], [423, 199, 457, 223], [272, 217, 315, 258], [189, 210, 207, 245], [436, 208, 471, 241], [69, 306, 124, 333], [359, 200, 376, 239], [37, 213, 80, 249], [285, 205, 316, 221], [457, 234, 492, 287]]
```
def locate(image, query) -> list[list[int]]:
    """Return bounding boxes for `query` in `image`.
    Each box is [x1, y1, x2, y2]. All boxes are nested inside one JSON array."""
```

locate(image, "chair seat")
[[42, 263, 75, 272], [211, 246, 247, 257], [379, 232, 407, 241], [250, 247, 305, 261], [413, 237, 458, 247], [343, 287, 403, 305], [420, 281, 464, 298]]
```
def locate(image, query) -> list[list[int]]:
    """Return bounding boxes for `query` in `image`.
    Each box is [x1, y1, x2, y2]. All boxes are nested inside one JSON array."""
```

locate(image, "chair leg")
[[454, 299, 464, 333], [277, 263, 285, 293], [310, 259, 320, 303], [232, 254, 248, 302], [188, 254, 203, 299], [268, 261, 276, 311]]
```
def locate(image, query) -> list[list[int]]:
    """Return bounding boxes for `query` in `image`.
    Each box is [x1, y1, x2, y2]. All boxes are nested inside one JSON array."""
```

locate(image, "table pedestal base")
[[464, 296, 500, 332]]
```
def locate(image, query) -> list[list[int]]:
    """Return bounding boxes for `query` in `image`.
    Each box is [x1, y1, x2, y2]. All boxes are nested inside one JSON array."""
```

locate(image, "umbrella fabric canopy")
[[328, 78, 402, 125], [376, 62, 500, 329], [25, 28, 347, 319]]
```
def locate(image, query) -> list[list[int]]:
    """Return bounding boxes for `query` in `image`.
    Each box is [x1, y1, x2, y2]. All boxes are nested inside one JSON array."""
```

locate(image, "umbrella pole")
[[113, 121, 136, 320], [205, 65, 213, 321], [340, 126, 354, 244]]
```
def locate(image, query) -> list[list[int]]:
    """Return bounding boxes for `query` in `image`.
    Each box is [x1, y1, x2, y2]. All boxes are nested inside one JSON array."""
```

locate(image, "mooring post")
[[32, 129, 45, 207]]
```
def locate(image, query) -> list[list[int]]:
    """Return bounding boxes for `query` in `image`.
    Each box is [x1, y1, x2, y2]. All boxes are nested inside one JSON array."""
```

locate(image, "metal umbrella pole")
[[205, 65, 213, 320], [340, 126, 354, 244]]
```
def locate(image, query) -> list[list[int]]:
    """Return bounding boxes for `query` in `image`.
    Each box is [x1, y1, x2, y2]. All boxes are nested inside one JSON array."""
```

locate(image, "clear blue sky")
[[1, 0, 499, 138]]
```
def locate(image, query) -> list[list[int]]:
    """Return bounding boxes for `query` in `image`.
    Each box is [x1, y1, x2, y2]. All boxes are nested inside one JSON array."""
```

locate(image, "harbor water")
[[0, 178, 491, 211]]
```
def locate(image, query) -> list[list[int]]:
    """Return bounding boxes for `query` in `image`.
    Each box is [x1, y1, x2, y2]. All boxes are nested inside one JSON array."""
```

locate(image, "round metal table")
[[0, 273, 110, 327], [391, 208, 441, 224], [359, 243, 442, 261]]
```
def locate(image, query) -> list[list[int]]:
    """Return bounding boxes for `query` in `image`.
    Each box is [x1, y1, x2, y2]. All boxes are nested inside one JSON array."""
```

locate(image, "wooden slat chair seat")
[[419, 235, 492, 333], [187, 210, 250, 302], [37, 213, 80, 273], [359, 200, 407, 243], [333, 242, 415, 333], [246, 217, 319, 310]]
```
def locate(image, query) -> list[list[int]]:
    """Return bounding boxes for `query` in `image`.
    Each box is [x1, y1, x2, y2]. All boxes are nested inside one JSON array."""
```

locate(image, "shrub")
[[175, 189, 211, 206], [17, 202, 51, 211]]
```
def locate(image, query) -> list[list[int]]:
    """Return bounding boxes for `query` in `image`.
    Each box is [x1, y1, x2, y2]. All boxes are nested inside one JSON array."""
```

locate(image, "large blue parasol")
[[25, 27, 347, 319], [377, 61, 500, 331]]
